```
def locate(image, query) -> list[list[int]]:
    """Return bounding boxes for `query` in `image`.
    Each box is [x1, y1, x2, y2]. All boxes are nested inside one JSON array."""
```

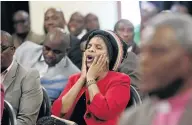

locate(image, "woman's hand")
[[87, 54, 108, 80]]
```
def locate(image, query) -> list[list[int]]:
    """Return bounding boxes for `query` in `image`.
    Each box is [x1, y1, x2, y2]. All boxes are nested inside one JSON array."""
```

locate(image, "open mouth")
[[86, 55, 94, 63]]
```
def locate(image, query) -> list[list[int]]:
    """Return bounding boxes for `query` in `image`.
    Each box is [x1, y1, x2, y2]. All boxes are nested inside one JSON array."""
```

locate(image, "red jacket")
[[52, 71, 130, 125]]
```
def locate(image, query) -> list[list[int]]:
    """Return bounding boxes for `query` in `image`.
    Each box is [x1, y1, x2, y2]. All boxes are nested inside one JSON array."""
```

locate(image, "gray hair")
[[145, 13, 192, 54], [1, 30, 13, 47]]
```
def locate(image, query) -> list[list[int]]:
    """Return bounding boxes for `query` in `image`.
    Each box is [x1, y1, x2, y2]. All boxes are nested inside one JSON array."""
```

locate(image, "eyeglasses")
[[13, 19, 26, 24], [1, 46, 10, 52]]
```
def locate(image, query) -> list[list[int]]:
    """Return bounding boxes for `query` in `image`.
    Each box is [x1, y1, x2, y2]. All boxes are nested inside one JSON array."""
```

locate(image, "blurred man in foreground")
[[1, 30, 43, 125], [119, 13, 192, 125]]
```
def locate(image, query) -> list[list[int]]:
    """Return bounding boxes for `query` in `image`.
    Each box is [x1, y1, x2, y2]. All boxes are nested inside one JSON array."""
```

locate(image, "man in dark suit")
[[44, 8, 82, 69]]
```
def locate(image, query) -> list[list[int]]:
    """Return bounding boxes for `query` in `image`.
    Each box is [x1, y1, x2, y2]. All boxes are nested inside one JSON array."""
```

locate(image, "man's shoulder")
[[65, 57, 80, 73], [15, 41, 42, 62], [16, 61, 40, 78], [29, 31, 45, 44], [119, 98, 153, 125]]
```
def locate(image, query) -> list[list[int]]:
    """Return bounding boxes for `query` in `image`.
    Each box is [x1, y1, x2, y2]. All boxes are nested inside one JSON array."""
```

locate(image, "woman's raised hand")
[[87, 54, 108, 80]]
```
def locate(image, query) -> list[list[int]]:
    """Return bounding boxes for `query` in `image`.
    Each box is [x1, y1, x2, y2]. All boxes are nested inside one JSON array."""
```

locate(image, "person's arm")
[[17, 69, 43, 125], [52, 75, 85, 117], [118, 52, 140, 88], [87, 75, 130, 120], [61, 77, 85, 113]]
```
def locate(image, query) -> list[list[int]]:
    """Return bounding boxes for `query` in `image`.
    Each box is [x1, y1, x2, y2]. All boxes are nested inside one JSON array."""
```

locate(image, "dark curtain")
[[1, 1, 29, 34], [139, 1, 192, 15]]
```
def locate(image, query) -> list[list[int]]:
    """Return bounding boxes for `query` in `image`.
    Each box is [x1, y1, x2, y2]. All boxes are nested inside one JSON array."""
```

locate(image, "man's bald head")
[[43, 28, 70, 67], [171, 4, 188, 14], [1, 30, 14, 47], [44, 8, 66, 34], [1, 31, 15, 72], [44, 28, 70, 49], [13, 10, 30, 34], [139, 13, 192, 98], [68, 12, 85, 36]]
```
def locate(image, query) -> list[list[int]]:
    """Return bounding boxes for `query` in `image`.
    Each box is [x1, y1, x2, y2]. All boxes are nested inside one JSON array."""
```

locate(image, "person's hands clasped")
[[87, 54, 108, 80]]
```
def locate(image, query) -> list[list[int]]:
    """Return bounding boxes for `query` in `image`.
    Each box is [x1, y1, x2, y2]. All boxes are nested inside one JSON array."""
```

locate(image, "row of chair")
[[1, 85, 142, 125]]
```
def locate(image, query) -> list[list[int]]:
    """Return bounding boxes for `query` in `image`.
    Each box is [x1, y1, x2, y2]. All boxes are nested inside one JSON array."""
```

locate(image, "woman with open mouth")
[[52, 30, 131, 125]]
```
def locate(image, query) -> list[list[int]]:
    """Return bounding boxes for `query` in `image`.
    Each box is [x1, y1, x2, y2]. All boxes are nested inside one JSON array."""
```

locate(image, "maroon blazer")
[[52, 71, 130, 125], [0, 84, 4, 121]]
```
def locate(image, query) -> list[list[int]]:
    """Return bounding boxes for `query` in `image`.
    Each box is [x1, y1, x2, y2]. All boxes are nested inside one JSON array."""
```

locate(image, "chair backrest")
[[1, 100, 17, 125], [126, 85, 142, 108], [37, 87, 51, 120]]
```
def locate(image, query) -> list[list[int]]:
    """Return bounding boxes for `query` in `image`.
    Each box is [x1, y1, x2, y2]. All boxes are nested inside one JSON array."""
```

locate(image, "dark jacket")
[[68, 35, 82, 69]]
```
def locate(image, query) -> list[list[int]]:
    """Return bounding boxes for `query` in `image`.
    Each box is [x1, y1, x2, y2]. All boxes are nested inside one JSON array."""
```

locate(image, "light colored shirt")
[[1, 61, 14, 83], [14, 41, 80, 102], [77, 29, 87, 39], [153, 89, 192, 125]]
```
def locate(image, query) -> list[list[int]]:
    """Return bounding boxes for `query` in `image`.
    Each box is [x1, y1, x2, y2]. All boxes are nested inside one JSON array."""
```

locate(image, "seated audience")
[[44, 8, 82, 69], [0, 84, 4, 122], [1, 30, 43, 125], [52, 30, 130, 125], [171, 3, 189, 14], [12, 10, 44, 48], [85, 13, 100, 32], [15, 28, 80, 102], [119, 13, 192, 125], [68, 12, 86, 39], [114, 19, 140, 54], [80, 30, 140, 88], [134, 2, 159, 45]]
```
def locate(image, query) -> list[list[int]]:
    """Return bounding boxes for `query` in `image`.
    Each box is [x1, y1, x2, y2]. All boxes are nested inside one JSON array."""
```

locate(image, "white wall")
[[29, 1, 118, 35]]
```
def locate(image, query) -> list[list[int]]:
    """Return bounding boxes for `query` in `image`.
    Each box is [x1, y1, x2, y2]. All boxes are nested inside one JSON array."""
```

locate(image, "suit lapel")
[[3, 60, 18, 92], [178, 94, 192, 125], [141, 98, 156, 125]]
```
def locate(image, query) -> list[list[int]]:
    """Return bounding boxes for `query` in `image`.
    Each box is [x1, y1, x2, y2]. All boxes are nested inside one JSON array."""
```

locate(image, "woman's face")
[[85, 36, 109, 68]]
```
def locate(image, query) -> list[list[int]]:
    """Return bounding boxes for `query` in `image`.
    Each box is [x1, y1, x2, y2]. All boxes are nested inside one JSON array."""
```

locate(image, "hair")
[[146, 13, 192, 54], [80, 29, 97, 43], [69, 12, 84, 22], [1, 30, 14, 47], [13, 10, 29, 21], [85, 13, 98, 22], [114, 19, 134, 32]]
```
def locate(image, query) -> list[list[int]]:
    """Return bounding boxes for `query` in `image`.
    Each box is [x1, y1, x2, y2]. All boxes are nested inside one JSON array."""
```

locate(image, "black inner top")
[[70, 92, 86, 125]]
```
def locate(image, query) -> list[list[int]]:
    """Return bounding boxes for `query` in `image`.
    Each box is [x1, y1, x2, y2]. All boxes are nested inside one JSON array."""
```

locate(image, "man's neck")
[[175, 78, 192, 96], [16, 32, 29, 42]]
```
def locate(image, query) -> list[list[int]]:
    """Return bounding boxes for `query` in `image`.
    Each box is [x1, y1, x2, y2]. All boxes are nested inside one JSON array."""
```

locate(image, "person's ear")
[[10, 46, 15, 54]]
